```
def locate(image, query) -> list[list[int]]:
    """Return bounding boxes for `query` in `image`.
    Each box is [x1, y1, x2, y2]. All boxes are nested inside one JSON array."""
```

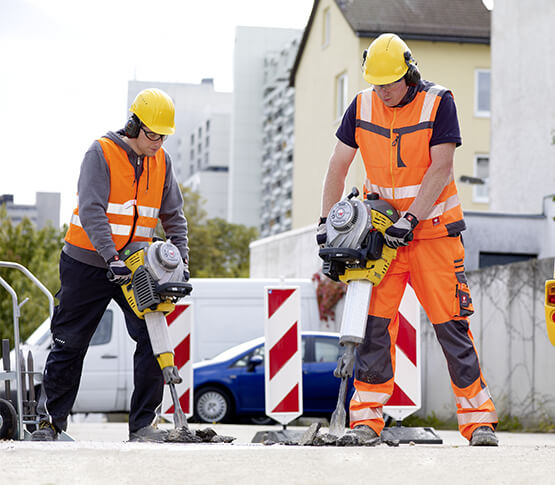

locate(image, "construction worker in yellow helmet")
[[32, 88, 189, 443], [318, 33, 499, 446]]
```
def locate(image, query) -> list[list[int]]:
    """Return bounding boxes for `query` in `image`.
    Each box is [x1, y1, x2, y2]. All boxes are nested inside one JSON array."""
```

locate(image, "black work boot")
[[31, 421, 58, 441], [469, 426, 498, 446], [345, 424, 380, 445], [129, 425, 168, 443], [350, 424, 379, 438]]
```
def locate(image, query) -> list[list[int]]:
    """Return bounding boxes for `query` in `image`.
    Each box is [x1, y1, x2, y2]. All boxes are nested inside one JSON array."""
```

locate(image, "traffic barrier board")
[[162, 303, 194, 419], [264, 287, 303, 425]]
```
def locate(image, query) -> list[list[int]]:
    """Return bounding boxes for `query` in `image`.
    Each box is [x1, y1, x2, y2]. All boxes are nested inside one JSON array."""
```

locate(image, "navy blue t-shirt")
[[336, 81, 462, 149]]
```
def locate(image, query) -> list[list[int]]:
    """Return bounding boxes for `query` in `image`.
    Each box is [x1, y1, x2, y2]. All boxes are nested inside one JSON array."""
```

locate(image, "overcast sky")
[[0, 0, 313, 223]]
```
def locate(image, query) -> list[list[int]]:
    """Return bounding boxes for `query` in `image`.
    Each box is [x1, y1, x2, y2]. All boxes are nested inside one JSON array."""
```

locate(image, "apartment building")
[[128, 80, 232, 184], [260, 35, 301, 237], [183, 112, 231, 220]]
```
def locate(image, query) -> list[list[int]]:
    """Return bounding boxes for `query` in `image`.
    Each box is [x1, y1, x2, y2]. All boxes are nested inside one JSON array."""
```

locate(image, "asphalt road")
[[2, 422, 555, 485]]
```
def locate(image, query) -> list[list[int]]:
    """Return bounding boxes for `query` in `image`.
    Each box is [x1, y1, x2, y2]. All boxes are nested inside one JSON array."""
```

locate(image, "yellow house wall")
[[292, 1, 491, 229], [292, 0, 362, 228]]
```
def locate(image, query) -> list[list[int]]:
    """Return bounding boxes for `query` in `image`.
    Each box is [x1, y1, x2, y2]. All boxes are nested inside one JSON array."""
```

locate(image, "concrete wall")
[[421, 257, 555, 424], [490, 0, 555, 214], [292, 0, 492, 229]]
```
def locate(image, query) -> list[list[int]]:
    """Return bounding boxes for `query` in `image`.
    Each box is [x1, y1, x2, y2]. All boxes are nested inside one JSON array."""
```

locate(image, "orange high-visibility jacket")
[[355, 85, 465, 239], [65, 138, 166, 251]]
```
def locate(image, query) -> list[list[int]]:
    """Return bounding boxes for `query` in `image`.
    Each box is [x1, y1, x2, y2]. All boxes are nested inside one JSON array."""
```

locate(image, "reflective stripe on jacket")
[[355, 84, 465, 239], [65, 137, 166, 251]]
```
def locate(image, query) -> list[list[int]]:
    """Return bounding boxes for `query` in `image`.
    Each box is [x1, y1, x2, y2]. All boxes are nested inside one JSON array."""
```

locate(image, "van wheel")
[[194, 387, 232, 423]]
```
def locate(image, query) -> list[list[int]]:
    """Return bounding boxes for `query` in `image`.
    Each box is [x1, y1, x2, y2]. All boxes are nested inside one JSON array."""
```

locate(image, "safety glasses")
[[141, 126, 168, 142]]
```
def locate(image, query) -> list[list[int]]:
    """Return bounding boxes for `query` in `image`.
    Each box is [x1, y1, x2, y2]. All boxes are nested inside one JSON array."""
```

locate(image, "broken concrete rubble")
[[259, 422, 393, 447], [165, 427, 236, 444]]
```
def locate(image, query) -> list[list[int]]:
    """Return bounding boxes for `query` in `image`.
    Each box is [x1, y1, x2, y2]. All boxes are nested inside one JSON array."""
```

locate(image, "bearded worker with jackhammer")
[[318, 33, 498, 446], [32, 88, 189, 442]]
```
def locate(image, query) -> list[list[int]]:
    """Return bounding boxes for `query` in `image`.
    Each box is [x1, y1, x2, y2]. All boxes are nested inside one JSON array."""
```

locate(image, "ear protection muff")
[[124, 114, 141, 138], [404, 51, 421, 85]]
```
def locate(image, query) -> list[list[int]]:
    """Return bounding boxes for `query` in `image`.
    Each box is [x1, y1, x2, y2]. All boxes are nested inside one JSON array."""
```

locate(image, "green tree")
[[174, 187, 259, 277], [0, 206, 65, 346]]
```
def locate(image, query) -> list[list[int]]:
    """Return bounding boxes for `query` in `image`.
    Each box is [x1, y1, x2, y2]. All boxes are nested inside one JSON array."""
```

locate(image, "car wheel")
[[194, 387, 232, 423]]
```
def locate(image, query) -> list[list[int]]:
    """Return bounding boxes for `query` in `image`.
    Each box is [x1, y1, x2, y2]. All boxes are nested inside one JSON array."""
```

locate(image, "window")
[[479, 252, 536, 269], [473, 154, 490, 203], [322, 8, 330, 48], [475, 69, 491, 117], [206, 119, 210, 131], [336, 72, 348, 120], [231, 345, 265, 368], [90, 310, 113, 346], [314, 338, 340, 363]]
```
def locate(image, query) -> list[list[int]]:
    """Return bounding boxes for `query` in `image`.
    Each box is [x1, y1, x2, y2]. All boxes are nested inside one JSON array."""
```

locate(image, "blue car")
[[192, 331, 354, 424]]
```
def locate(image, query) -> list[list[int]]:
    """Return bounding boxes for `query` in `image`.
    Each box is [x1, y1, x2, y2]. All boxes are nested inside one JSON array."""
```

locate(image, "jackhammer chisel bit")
[[329, 343, 356, 437]]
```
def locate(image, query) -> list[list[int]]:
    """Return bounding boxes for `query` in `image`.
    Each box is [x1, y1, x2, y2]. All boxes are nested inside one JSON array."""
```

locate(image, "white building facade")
[[183, 112, 231, 220], [228, 26, 302, 229], [128, 80, 232, 184], [260, 35, 301, 237]]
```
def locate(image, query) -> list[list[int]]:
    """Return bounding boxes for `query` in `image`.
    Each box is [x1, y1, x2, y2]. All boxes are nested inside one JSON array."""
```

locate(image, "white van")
[[10, 278, 321, 414]]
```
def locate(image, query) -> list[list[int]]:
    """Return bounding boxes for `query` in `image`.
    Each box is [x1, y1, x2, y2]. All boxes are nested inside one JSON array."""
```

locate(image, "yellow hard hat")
[[363, 33, 414, 85], [130, 88, 176, 135]]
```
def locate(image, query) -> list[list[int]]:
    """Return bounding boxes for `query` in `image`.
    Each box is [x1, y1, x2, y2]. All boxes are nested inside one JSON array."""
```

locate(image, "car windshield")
[[207, 337, 264, 363]]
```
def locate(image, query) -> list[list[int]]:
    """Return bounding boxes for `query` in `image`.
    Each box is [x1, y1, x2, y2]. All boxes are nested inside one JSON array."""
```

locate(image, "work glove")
[[107, 256, 132, 285], [182, 258, 190, 282], [384, 213, 419, 249], [316, 217, 327, 248]]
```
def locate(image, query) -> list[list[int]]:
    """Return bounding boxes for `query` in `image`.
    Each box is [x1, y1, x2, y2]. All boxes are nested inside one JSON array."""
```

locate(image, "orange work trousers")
[[349, 235, 498, 440]]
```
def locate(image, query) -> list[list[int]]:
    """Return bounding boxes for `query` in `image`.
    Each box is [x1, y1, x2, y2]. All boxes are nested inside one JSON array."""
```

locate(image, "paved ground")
[[2, 422, 555, 485]]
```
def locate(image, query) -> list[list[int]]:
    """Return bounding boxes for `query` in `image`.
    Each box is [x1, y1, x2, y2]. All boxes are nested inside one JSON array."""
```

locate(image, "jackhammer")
[[109, 239, 192, 430], [319, 187, 401, 437]]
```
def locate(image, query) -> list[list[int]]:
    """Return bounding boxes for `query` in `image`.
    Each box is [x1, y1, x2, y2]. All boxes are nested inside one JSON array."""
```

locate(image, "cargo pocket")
[[455, 276, 474, 317]]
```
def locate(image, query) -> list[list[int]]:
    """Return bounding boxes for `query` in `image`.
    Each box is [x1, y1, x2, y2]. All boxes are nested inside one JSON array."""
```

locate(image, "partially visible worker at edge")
[[31, 88, 190, 442], [318, 33, 498, 446]]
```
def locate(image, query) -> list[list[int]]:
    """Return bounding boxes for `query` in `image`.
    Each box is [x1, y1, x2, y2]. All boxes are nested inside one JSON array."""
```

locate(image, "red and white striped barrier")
[[264, 287, 303, 425], [161, 303, 194, 420], [383, 284, 420, 421]]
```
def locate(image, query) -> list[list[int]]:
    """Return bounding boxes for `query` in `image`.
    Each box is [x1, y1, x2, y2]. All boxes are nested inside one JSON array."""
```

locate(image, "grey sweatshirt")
[[63, 130, 189, 268]]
